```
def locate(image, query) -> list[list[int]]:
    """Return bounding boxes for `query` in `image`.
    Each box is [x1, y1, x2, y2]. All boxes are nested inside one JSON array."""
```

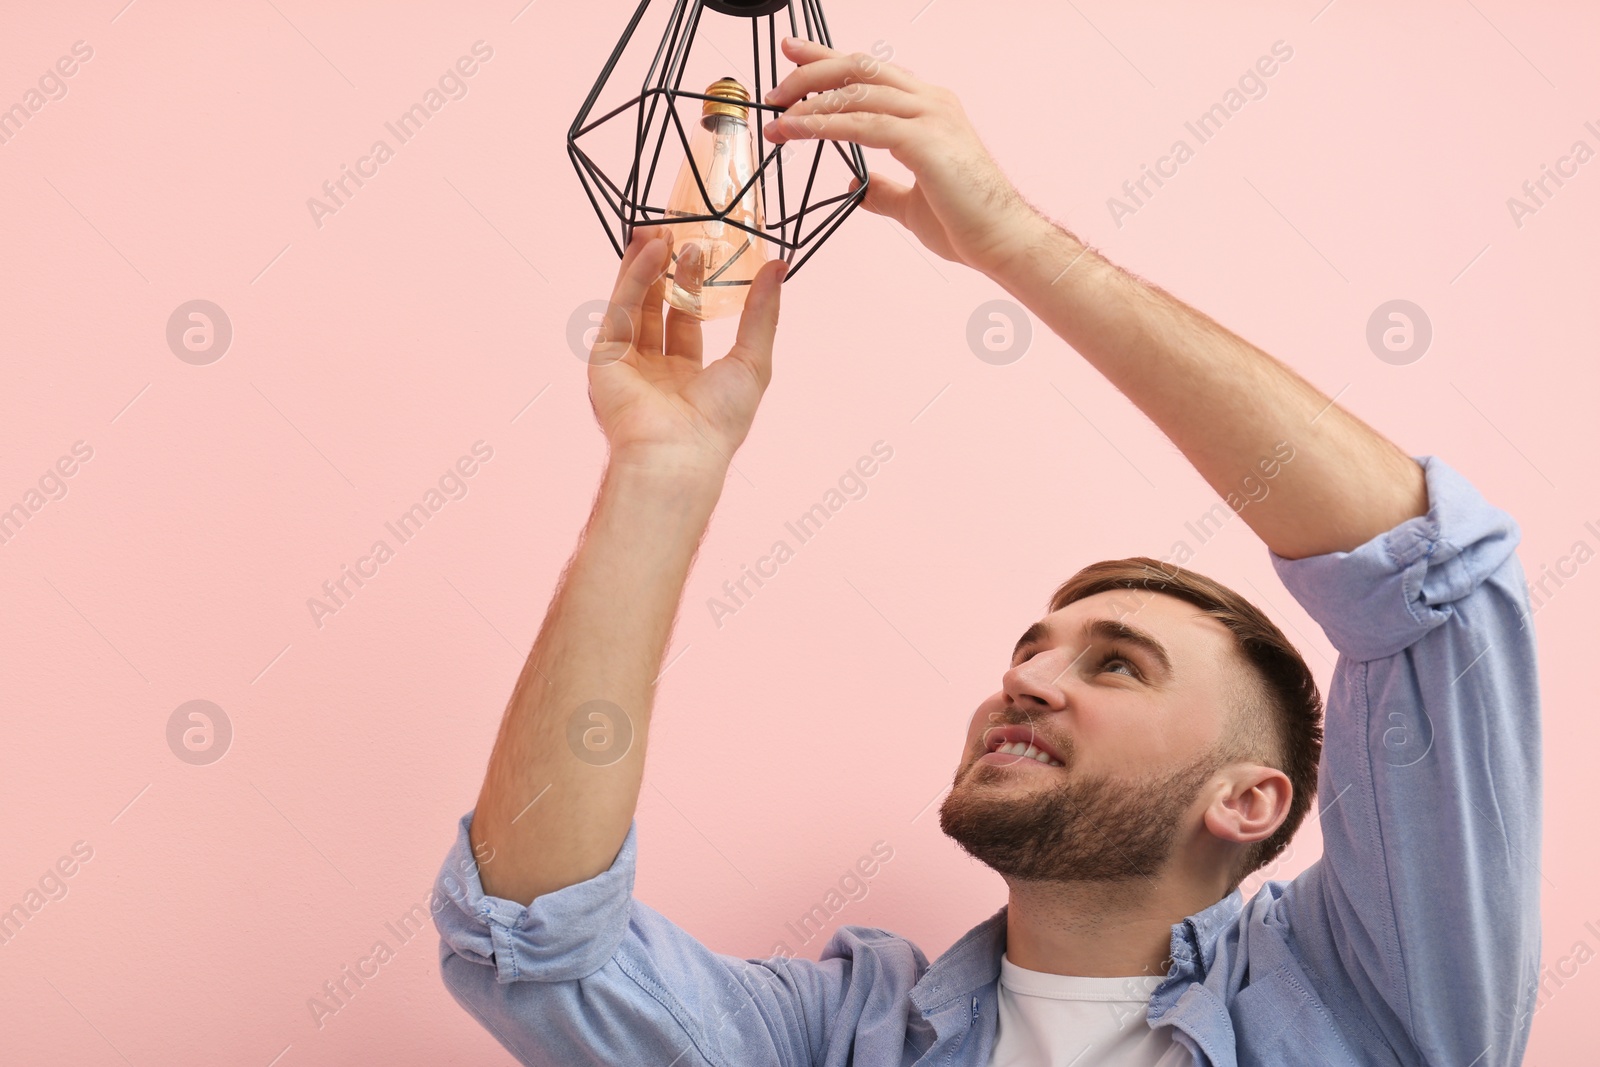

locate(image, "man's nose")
[[1002, 657, 1069, 712]]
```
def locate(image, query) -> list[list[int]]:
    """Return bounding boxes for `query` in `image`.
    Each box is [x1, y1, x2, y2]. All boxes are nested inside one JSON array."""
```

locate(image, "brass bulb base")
[[701, 77, 751, 125]]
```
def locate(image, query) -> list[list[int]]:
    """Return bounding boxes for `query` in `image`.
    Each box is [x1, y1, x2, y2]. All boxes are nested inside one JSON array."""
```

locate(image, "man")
[[433, 37, 1542, 1067]]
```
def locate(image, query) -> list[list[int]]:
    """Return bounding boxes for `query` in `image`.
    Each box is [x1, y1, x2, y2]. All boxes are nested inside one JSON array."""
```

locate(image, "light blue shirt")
[[432, 455, 1542, 1066]]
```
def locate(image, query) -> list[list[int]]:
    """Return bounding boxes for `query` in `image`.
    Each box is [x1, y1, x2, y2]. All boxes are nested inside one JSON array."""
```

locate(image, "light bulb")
[[662, 77, 769, 321]]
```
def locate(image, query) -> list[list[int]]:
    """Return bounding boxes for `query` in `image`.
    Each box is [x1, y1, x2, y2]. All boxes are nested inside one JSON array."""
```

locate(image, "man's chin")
[[961, 758, 1059, 789], [939, 749, 1221, 883], [938, 773, 1042, 835]]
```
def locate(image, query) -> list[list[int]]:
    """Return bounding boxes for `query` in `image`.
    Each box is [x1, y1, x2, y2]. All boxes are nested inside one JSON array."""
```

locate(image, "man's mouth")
[[980, 742, 1064, 768]]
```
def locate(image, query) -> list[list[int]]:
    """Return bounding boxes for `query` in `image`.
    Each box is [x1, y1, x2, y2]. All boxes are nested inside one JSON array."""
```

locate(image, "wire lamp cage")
[[567, 0, 870, 283]]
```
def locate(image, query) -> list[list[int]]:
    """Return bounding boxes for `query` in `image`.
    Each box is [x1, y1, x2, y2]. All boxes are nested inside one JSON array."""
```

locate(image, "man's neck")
[[1002, 875, 1223, 978]]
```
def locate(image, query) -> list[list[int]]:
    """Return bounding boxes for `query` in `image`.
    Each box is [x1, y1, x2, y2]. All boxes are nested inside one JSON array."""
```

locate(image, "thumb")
[[851, 172, 913, 223], [729, 258, 787, 384]]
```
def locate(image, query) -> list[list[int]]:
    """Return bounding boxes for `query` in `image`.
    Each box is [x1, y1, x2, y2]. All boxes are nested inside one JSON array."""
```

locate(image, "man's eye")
[[1014, 648, 1138, 678], [1098, 652, 1139, 677]]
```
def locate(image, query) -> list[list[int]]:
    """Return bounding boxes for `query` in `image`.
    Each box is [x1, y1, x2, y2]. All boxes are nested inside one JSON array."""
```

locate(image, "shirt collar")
[[909, 887, 1246, 1015], [1154, 888, 1244, 1006], [907, 904, 1009, 1015]]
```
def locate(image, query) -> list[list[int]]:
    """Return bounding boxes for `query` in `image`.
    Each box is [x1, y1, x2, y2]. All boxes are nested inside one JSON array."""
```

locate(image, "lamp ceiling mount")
[[703, 0, 791, 16]]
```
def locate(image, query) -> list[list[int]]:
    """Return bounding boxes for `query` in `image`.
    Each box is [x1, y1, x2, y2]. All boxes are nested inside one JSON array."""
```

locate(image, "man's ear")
[[1202, 764, 1292, 846]]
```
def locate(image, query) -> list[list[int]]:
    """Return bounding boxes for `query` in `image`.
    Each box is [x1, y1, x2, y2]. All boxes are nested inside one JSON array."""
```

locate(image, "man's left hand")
[[762, 36, 1042, 277]]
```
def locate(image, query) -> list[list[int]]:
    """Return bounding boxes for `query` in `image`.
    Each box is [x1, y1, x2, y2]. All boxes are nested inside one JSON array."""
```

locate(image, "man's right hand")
[[588, 228, 787, 476]]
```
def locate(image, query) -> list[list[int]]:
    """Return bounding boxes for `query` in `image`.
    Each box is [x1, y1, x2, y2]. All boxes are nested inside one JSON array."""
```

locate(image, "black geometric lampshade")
[[567, 0, 870, 281]]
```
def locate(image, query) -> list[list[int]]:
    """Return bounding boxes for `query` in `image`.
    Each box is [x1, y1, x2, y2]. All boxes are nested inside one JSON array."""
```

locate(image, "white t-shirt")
[[986, 952, 1188, 1066]]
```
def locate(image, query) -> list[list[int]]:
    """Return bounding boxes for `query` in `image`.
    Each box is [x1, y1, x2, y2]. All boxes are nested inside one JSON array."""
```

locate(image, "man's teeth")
[[994, 741, 1063, 768]]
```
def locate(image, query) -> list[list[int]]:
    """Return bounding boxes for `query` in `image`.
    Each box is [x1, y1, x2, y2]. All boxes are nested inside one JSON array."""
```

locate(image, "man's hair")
[[1046, 556, 1323, 884]]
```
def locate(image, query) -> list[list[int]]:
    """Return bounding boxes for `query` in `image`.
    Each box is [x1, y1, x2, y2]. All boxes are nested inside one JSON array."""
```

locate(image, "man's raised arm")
[[765, 36, 1425, 557], [987, 227, 1428, 559], [468, 232, 786, 906]]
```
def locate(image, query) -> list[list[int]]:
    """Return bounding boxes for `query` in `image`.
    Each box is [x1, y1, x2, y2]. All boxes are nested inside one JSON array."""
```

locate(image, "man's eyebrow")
[[1011, 622, 1051, 661], [1011, 617, 1174, 676]]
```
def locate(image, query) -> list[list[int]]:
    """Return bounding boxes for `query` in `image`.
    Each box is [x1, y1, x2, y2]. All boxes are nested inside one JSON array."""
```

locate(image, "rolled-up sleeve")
[[432, 812, 638, 985], [430, 813, 906, 1067], [1273, 455, 1542, 1065]]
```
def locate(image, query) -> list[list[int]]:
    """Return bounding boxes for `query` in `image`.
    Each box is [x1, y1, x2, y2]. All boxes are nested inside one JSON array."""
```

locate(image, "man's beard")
[[937, 737, 1222, 883]]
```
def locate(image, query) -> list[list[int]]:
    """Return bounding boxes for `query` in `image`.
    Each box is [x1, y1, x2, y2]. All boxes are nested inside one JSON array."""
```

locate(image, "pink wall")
[[2, 1, 1595, 1062]]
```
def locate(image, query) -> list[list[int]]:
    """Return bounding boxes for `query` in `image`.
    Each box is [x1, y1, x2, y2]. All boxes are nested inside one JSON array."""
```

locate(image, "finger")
[[617, 223, 662, 277], [848, 171, 914, 224], [778, 35, 838, 61], [764, 54, 919, 110], [780, 83, 926, 122], [764, 110, 906, 152], [767, 41, 923, 105], [594, 232, 670, 361], [727, 258, 788, 389], [638, 231, 676, 354], [664, 244, 705, 363], [607, 231, 670, 321], [777, 36, 924, 78]]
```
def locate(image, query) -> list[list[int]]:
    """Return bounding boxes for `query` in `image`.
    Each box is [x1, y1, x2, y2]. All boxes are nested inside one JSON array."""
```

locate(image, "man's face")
[[938, 588, 1245, 883]]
